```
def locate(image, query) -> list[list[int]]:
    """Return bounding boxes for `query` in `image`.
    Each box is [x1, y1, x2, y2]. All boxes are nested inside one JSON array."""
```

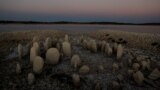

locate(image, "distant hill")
[[0, 20, 160, 25]]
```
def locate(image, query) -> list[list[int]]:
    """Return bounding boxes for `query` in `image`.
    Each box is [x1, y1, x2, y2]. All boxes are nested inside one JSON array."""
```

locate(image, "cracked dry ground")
[[0, 33, 160, 90]]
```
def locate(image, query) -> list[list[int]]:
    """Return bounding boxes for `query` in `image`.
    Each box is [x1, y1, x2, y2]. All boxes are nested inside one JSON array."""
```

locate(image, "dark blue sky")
[[0, 0, 160, 23]]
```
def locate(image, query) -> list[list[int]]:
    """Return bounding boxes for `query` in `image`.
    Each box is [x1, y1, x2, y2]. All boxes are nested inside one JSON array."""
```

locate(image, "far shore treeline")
[[0, 20, 160, 25]]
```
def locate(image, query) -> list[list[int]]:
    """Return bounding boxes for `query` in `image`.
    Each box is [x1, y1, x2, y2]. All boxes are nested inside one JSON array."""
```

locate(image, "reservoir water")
[[0, 24, 160, 33]]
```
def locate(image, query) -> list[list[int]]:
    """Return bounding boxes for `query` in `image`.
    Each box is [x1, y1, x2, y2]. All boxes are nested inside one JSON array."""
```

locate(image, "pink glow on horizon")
[[0, 0, 160, 21]]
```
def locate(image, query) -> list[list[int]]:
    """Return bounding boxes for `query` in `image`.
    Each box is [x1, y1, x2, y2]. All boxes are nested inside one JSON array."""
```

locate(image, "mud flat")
[[0, 30, 160, 90]]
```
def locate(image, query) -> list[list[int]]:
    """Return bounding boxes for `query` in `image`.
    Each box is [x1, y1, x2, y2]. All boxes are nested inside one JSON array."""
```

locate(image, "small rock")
[[133, 71, 144, 86], [128, 69, 134, 76], [79, 65, 90, 74], [112, 63, 119, 71], [132, 63, 140, 71], [136, 55, 146, 62], [28, 73, 35, 85], [98, 65, 104, 71], [72, 73, 80, 87], [95, 82, 101, 90], [112, 81, 120, 90], [16, 63, 21, 74], [148, 68, 160, 80], [117, 74, 124, 81]]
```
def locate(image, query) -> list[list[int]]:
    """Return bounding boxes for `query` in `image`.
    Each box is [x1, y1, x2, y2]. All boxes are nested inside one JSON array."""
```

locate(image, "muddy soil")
[[0, 33, 160, 90]]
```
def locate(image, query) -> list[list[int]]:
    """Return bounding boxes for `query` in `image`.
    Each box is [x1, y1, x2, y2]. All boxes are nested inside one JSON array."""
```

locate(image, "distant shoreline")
[[0, 20, 160, 25]]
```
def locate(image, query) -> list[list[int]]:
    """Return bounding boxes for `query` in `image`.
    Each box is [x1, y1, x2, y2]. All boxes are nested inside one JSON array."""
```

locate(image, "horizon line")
[[0, 20, 160, 25]]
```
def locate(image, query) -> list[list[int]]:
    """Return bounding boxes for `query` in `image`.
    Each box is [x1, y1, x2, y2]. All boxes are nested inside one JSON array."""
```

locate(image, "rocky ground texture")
[[0, 31, 160, 90]]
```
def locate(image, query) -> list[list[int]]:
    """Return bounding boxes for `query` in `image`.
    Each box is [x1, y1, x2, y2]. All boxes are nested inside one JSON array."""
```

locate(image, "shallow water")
[[0, 24, 160, 33]]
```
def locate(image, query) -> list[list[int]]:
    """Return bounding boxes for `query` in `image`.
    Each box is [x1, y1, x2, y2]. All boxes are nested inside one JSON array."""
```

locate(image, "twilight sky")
[[0, 0, 160, 23]]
